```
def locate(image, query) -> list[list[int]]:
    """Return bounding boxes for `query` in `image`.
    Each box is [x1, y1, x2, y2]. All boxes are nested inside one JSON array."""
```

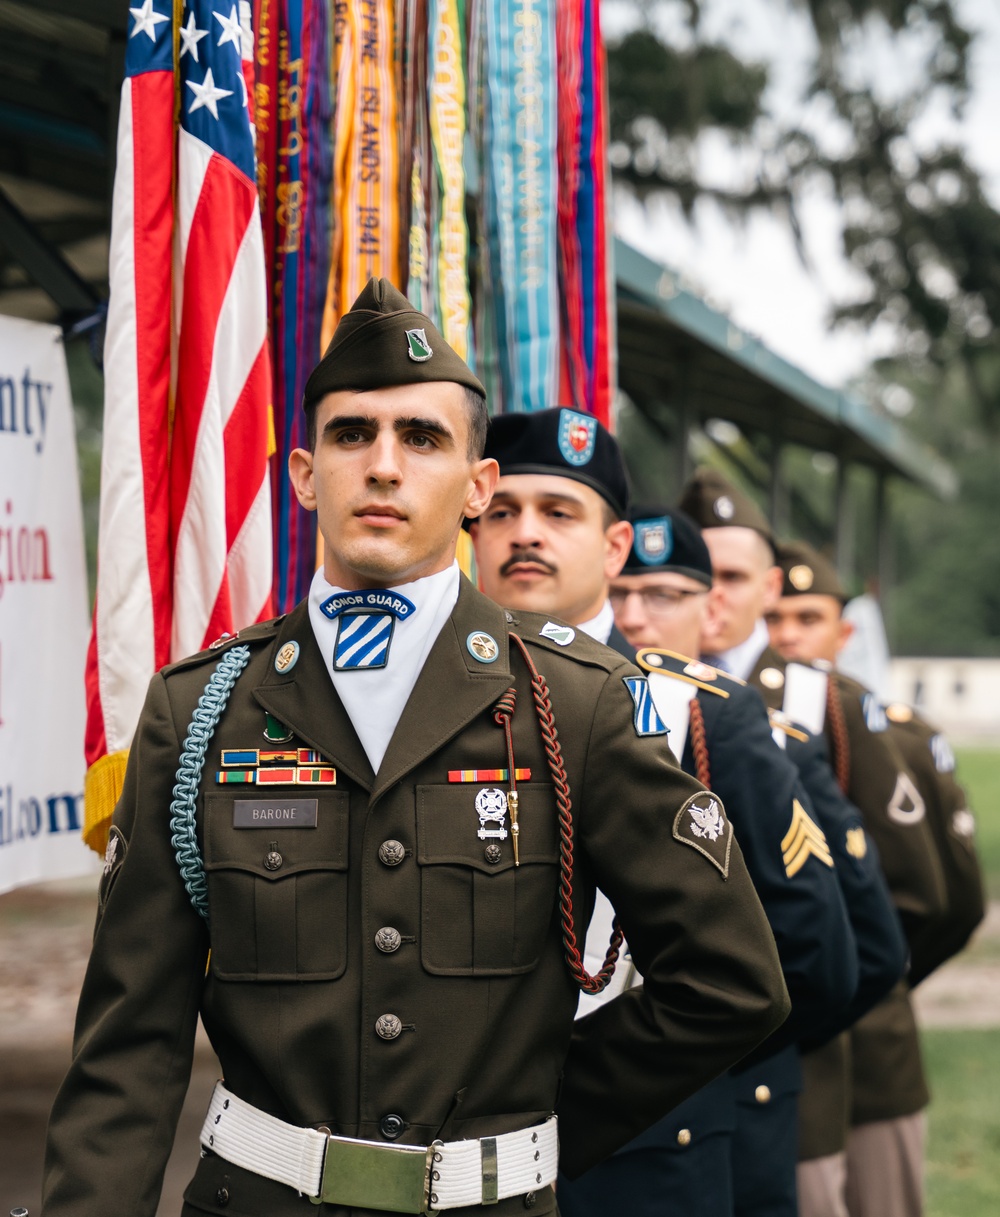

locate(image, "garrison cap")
[[482, 407, 631, 517], [777, 539, 847, 602], [303, 277, 485, 410], [621, 505, 713, 586], [678, 466, 775, 554]]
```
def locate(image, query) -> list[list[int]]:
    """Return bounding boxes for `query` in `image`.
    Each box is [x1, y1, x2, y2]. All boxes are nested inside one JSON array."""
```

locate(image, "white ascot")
[[308, 563, 460, 773]]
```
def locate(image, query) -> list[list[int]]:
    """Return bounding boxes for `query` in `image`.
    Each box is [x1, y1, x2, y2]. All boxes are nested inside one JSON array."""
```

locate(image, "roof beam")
[[0, 183, 102, 317]]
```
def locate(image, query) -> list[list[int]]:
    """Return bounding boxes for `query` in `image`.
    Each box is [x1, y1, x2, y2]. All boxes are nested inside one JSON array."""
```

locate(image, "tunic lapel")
[[371, 578, 513, 803], [252, 602, 376, 791]]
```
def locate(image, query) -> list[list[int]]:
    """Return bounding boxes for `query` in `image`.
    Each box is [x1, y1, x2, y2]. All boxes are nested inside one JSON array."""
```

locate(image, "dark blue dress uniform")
[[558, 652, 857, 1217]]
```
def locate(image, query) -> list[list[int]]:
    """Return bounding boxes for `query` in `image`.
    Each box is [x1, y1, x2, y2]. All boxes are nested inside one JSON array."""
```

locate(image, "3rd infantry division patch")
[[781, 799, 834, 878]]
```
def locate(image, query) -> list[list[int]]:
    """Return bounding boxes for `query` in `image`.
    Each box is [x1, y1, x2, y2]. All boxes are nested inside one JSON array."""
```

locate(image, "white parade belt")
[[200, 1082, 558, 1212]]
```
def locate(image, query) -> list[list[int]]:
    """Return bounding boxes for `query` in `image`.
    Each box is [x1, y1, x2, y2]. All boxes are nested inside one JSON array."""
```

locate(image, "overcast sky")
[[611, 0, 1000, 389]]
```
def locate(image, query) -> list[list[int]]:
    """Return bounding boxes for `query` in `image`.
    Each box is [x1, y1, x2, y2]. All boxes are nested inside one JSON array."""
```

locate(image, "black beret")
[[482, 407, 630, 517], [677, 466, 775, 554], [777, 539, 847, 602], [620, 505, 713, 586], [303, 277, 485, 410]]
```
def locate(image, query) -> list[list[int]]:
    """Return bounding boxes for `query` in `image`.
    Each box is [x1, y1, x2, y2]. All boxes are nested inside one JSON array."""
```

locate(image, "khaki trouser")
[[845, 1113, 926, 1217], [797, 1152, 848, 1217]]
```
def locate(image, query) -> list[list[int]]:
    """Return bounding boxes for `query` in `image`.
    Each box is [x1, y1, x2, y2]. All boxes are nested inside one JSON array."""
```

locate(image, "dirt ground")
[[2, 877, 998, 1215]]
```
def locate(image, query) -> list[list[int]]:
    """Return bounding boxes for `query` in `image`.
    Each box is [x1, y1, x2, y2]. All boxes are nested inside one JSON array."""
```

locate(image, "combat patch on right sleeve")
[[98, 824, 127, 912], [673, 792, 732, 878]]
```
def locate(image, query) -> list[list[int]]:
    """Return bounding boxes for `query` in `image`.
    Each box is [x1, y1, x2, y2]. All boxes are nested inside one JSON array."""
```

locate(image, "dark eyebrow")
[[321, 414, 379, 436], [491, 490, 586, 509], [394, 416, 455, 444]]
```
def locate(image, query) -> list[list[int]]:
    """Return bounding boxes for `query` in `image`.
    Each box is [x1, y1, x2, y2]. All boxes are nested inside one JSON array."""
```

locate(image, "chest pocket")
[[203, 791, 349, 981], [416, 784, 560, 976]]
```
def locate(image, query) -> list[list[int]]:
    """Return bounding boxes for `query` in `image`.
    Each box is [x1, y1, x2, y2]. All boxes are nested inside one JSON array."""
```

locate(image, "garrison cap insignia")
[[887, 773, 926, 824], [673, 793, 732, 877], [557, 408, 597, 466], [274, 640, 300, 673], [467, 631, 499, 663], [862, 693, 888, 733], [713, 495, 735, 521], [885, 702, 914, 724], [930, 733, 956, 773], [634, 517, 673, 566], [952, 809, 976, 838], [788, 564, 814, 591], [759, 667, 785, 690], [623, 676, 669, 737], [782, 798, 834, 877], [540, 621, 575, 646], [845, 827, 868, 859], [405, 327, 433, 361]]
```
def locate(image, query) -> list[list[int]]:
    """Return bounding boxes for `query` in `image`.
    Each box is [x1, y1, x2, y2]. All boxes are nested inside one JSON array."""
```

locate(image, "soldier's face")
[[471, 474, 633, 625], [765, 595, 853, 664], [700, 527, 782, 654], [609, 572, 710, 654], [289, 383, 498, 589]]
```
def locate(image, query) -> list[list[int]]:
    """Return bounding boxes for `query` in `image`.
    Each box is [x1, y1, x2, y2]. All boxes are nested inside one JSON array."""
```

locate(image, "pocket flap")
[[204, 791, 349, 879], [416, 784, 559, 874]]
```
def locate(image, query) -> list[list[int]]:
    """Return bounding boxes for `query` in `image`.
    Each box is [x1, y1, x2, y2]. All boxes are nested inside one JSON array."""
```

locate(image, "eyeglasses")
[[609, 587, 709, 618]]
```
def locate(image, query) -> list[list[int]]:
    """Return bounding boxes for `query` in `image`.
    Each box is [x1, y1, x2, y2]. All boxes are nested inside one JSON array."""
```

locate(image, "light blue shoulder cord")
[[169, 645, 252, 919]]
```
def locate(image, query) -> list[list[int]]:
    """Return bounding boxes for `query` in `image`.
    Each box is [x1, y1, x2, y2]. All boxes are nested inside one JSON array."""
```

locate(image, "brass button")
[[380, 1113, 405, 1140], [379, 839, 406, 867], [264, 849, 282, 871], [676, 1128, 692, 1147], [755, 1085, 771, 1104], [375, 927, 402, 953], [484, 843, 502, 864], [375, 1014, 402, 1040]]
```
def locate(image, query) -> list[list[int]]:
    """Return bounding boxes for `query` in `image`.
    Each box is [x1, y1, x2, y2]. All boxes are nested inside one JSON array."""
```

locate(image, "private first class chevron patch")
[[781, 799, 834, 877], [623, 676, 669, 736]]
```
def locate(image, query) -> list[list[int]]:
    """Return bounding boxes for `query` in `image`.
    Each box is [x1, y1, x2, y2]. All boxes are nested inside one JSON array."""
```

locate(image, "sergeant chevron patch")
[[673, 793, 732, 877], [781, 799, 834, 877], [623, 677, 669, 737]]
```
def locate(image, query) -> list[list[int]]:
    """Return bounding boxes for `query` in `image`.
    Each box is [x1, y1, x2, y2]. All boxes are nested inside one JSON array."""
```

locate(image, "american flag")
[[83, 0, 273, 852]]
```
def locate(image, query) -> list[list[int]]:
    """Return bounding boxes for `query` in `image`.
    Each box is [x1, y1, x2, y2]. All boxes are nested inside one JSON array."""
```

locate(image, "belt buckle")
[[311, 1131, 435, 1214]]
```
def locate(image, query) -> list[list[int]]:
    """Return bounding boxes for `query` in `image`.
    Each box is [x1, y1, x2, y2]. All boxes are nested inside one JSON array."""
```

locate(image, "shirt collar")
[[578, 599, 615, 645], [710, 617, 770, 681]]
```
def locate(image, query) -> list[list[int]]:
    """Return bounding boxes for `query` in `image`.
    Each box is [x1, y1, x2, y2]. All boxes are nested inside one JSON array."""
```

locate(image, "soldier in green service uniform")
[[766, 540, 952, 1217], [42, 280, 789, 1217]]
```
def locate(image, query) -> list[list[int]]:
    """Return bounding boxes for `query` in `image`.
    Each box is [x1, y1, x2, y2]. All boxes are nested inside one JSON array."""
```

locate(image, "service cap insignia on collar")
[[557, 409, 597, 466], [467, 631, 499, 663], [759, 666, 785, 689], [634, 517, 673, 566], [673, 793, 733, 877], [274, 640, 300, 673]]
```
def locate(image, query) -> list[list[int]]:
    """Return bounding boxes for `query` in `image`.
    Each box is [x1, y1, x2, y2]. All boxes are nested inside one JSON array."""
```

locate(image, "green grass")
[[925, 1029, 1000, 1216], [955, 749, 1000, 900]]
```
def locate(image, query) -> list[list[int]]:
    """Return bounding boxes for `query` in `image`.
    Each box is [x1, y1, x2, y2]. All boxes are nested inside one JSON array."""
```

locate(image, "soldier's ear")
[[604, 519, 633, 578], [836, 616, 855, 655], [762, 564, 783, 611], [288, 447, 317, 511]]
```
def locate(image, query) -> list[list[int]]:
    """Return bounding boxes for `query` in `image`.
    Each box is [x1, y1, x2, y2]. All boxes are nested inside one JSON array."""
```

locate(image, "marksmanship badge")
[[476, 788, 509, 840]]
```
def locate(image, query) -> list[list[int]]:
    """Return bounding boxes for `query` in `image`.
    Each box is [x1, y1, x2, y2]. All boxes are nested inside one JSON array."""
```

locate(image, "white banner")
[[0, 316, 97, 894]]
